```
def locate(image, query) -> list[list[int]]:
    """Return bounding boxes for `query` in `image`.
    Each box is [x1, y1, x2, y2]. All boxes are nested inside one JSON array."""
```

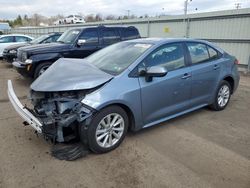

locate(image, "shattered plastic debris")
[[51, 143, 89, 161]]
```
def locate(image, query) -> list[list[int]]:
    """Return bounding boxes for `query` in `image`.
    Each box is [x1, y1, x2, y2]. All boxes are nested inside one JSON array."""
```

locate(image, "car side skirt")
[[143, 104, 208, 129]]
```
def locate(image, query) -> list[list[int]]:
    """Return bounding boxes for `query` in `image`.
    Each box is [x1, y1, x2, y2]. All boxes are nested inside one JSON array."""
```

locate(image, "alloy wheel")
[[38, 66, 49, 76], [217, 85, 230, 107], [95, 113, 125, 148]]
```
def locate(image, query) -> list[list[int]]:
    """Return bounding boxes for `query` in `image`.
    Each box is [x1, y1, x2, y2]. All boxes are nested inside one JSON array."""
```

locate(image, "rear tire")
[[85, 106, 129, 153], [210, 80, 231, 111], [34, 62, 52, 79]]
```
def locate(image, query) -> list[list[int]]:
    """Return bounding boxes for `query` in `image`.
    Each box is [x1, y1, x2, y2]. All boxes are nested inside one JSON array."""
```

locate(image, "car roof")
[[47, 32, 62, 36], [0, 34, 33, 38], [68, 25, 137, 31], [127, 38, 209, 44], [122, 38, 224, 53]]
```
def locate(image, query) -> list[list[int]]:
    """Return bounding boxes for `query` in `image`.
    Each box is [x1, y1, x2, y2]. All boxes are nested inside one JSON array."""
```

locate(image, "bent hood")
[[31, 58, 113, 92]]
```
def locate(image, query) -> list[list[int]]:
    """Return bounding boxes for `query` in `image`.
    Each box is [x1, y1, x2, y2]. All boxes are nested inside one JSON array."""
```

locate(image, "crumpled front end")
[[30, 89, 96, 142], [8, 80, 96, 143]]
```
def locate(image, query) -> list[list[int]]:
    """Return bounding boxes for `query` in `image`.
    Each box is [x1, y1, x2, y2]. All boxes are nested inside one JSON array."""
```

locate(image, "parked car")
[[13, 26, 140, 78], [0, 34, 33, 57], [53, 19, 64, 25], [64, 15, 85, 24], [8, 38, 240, 153], [3, 33, 62, 63]]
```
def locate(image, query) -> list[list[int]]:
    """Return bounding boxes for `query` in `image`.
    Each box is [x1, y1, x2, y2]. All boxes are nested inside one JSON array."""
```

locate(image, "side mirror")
[[139, 66, 168, 82], [77, 39, 86, 46]]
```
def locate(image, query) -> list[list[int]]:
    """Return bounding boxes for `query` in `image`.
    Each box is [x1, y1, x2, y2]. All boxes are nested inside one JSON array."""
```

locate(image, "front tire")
[[34, 62, 52, 79], [86, 106, 128, 153], [210, 80, 231, 111]]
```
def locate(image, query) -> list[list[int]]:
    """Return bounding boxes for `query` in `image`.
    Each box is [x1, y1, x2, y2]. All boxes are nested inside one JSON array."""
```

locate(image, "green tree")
[[14, 15, 22, 25], [24, 14, 28, 20]]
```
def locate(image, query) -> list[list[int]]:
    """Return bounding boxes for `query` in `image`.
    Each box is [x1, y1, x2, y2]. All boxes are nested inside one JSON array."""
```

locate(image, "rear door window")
[[207, 46, 220, 60], [0, 36, 14, 43], [122, 28, 139, 40], [102, 28, 120, 45], [15, 36, 31, 42], [187, 43, 210, 64]]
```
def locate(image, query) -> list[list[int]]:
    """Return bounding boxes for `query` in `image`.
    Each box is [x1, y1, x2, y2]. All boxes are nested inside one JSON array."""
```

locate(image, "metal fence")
[[10, 8, 250, 69]]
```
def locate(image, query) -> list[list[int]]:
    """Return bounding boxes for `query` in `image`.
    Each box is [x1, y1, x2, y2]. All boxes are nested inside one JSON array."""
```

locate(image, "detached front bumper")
[[7, 80, 42, 133]]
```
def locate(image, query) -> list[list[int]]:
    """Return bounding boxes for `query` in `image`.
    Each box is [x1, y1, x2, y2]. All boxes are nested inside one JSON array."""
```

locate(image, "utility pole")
[[183, 0, 197, 38], [126, 10, 130, 18], [235, 3, 241, 9], [184, 0, 188, 17], [184, 0, 191, 38]]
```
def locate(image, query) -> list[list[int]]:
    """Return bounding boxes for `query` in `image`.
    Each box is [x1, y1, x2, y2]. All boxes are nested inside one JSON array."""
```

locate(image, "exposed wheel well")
[[223, 76, 235, 94], [100, 103, 136, 132]]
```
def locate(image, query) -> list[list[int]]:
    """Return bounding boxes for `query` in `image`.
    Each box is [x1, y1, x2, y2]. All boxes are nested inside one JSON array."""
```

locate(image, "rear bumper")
[[7, 80, 42, 133], [232, 66, 240, 93], [234, 74, 240, 93]]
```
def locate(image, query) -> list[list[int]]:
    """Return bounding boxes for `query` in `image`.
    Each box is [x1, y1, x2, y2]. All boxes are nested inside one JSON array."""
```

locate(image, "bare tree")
[[130, 14, 137, 19], [48, 14, 64, 25], [105, 14, 116, 20], [29, 14, 47, 26], [85, 14, 95, 22], [95, 13, 103, 21], [77, 12, 84, 17], [5, 11, 140, 27], [33, 14, 40, 26]]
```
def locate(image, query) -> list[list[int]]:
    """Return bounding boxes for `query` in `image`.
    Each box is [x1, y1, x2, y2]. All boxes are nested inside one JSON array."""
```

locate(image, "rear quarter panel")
[[212, 54, 239, 100]]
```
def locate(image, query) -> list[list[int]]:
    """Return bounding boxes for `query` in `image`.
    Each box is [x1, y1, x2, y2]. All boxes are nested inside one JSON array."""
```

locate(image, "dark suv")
[[3, 33, 62, 63], [13, 26, 140, 78]]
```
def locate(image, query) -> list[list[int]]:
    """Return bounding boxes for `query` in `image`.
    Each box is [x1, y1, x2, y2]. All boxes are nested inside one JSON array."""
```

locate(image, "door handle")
[[213, 64, 219, 70], [181, 73, 191, 79]]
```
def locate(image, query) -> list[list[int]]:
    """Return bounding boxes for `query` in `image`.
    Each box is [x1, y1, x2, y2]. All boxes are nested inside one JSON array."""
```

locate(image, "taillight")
[[234, 59, 239, 65]]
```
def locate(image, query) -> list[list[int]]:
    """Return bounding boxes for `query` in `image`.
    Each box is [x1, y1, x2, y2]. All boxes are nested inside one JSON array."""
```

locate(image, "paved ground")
[[0, 60, 249, 188]]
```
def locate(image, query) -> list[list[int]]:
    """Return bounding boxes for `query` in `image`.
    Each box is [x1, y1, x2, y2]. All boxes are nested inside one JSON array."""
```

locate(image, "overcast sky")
[[0, 0, 250, 19]]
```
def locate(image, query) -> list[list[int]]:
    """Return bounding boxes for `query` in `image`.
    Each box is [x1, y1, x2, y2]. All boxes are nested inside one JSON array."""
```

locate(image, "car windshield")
[[57, 29, 80, 44], [30, 35, 49, 44], [87, 42, 152, 75]]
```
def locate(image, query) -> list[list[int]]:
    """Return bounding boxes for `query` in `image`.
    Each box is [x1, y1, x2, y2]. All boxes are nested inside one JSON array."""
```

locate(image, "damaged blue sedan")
[[8, 38, 240, 153]]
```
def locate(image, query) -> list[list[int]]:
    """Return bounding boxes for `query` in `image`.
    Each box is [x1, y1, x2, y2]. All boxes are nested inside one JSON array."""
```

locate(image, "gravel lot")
[[0, 60, 249, 188]]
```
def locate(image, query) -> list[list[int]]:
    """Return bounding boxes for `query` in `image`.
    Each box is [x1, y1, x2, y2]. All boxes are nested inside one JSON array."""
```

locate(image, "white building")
[[0, 22, 11, 33]]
